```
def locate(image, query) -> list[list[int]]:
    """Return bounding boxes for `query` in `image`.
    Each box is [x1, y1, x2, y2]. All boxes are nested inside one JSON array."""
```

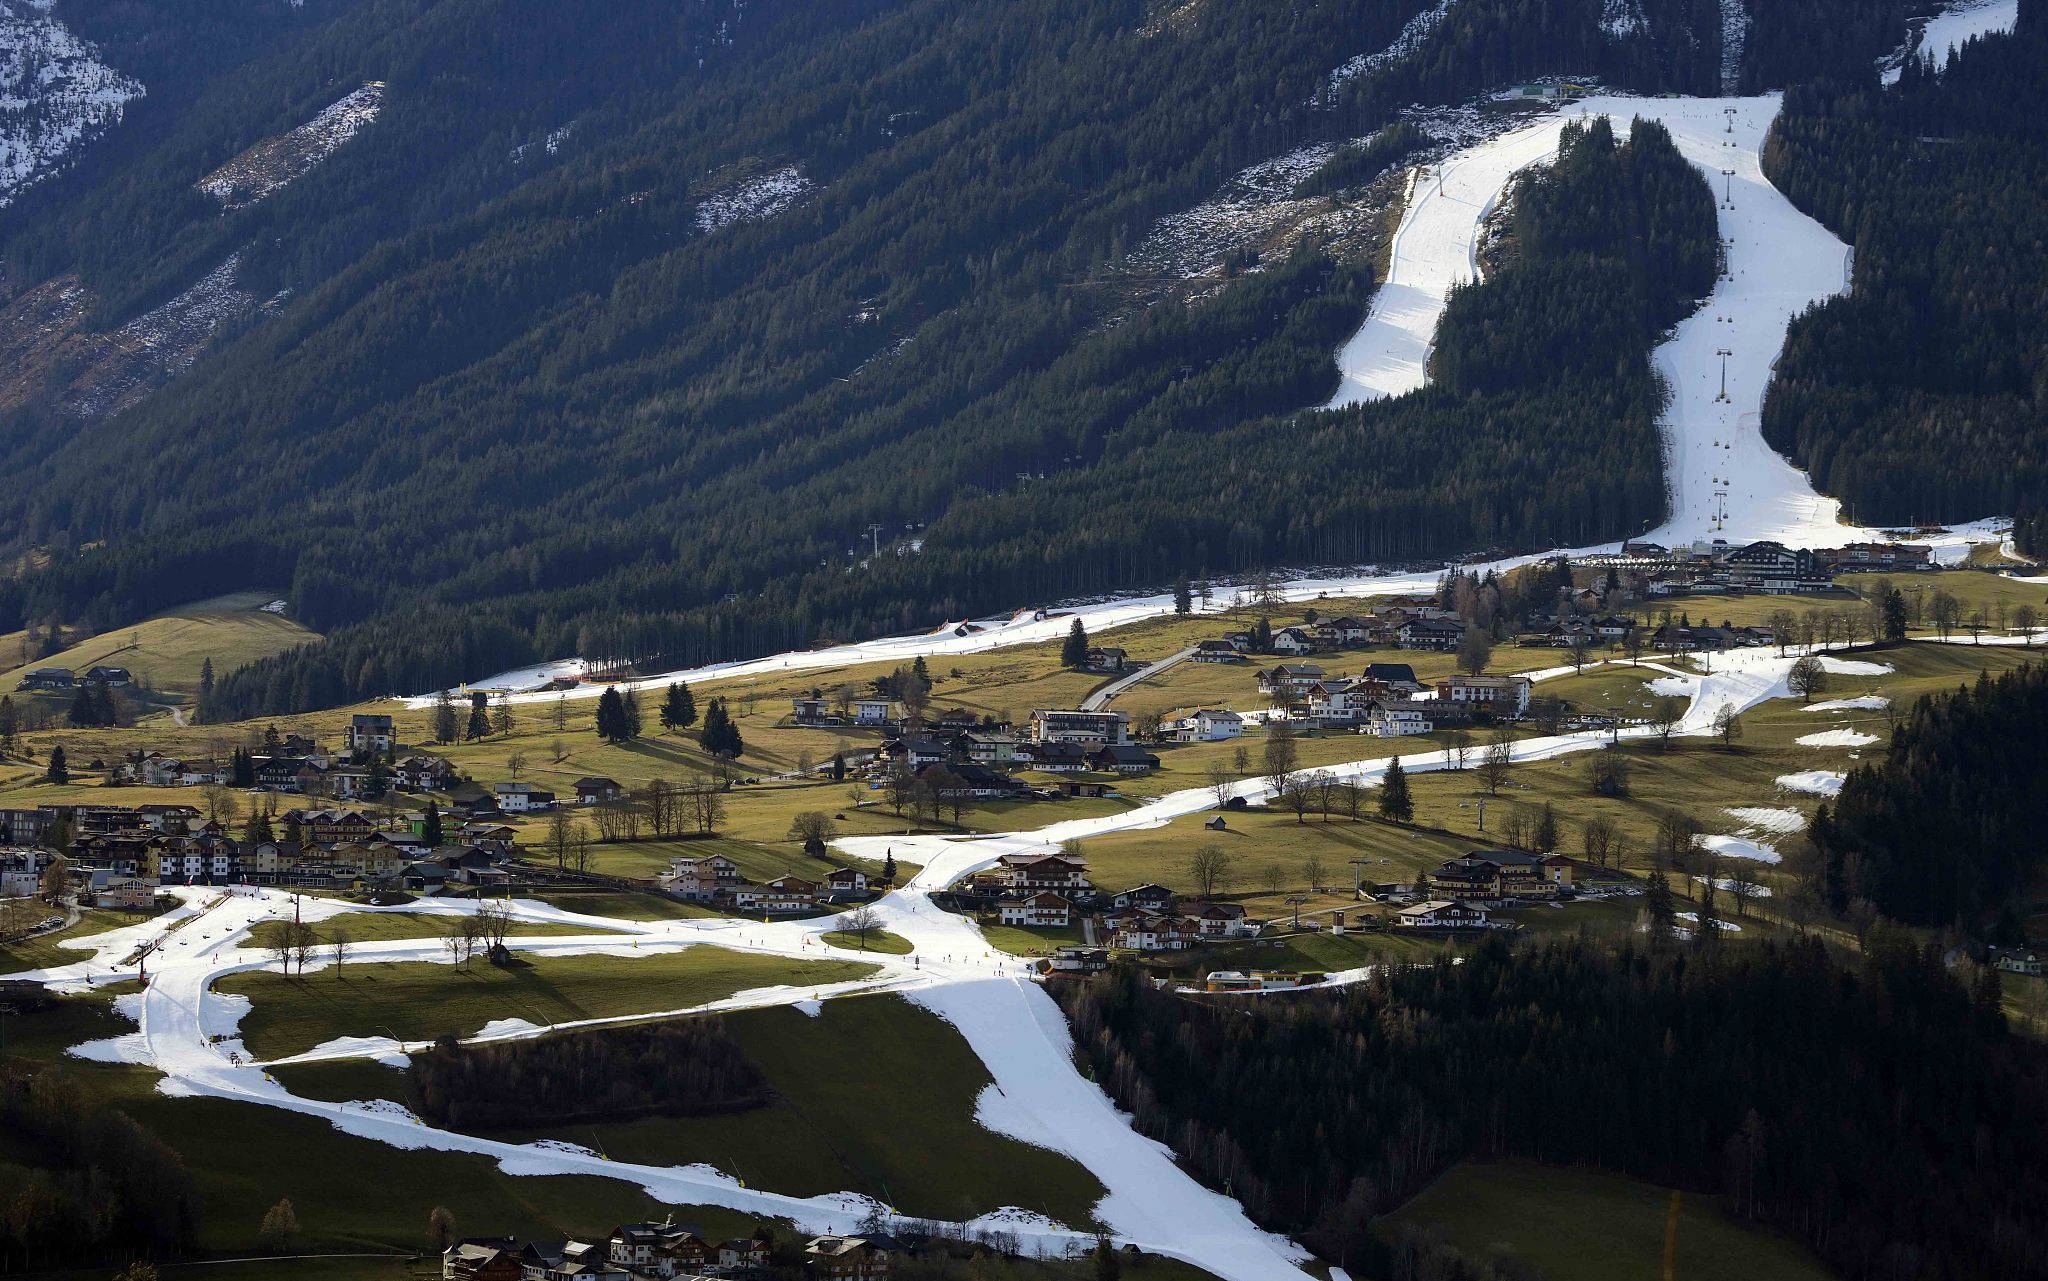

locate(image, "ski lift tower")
[[1715, 349, 1733, 403]]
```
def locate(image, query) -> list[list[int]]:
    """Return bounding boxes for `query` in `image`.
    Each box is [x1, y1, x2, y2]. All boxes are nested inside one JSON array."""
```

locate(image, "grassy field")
[[475, 995, 1106, 1228], [0, 591, 318, 702], [243, 911, 624, 952], [978, 922, 1088, 956], [219, 948, 878, 1060], [1389, 1159, 1836, 1281], [0, 905, 167, 974], [821, 928, 915, 955]]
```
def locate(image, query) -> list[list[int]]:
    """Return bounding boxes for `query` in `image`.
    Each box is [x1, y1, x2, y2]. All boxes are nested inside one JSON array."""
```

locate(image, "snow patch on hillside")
[[1325, 0, 1458, 94], [1796, 727, 1878, 748], [197, 82, 384, 210], [1882, 0, 2019, 83], [1724, 805, 1805, 833], [1127, 142, 1337, 281], [695, 165, 813, 233], [1698, 834, 1779, 864], [0, 0, 142, 207], [63, 255, 261, 419], [1777, 769, 1845, 796]]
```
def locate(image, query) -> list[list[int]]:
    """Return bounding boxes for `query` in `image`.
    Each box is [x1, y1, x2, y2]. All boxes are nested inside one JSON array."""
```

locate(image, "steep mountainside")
[[0, 0, 1929, 712], [1761, 0, 2045, 527]]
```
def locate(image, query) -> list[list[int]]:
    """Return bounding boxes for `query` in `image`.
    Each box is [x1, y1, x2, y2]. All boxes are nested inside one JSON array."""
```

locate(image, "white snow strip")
[[1805, 694, 1888, 712], [197, 82, 384, 210], [1796, 728, 1878, 748], [1723, 805, 1805, 833], [1697, 834, 1780, 864], [1777, 769, 1845, 796], [695, 165, 812, 233]]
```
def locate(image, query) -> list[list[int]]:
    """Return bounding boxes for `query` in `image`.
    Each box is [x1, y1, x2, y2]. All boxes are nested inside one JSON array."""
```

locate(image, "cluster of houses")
[[1387, 848, 1580, 932], [948, 851, 1261, 950], [3, 800, 521, 897], [19, 664, 130, 692], [656, 852, 873, 915], [442, 1220, 924, 1281], [857, 707, 1163, 802], [113, 715, 462, 800], [1578, 537, 1931, 597], [1256, 663, 1533, 732]]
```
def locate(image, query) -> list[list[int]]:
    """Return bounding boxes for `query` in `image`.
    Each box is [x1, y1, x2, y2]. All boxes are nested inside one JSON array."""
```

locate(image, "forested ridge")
[[1057, 933, 2047, 1280], [0, 0, 1905, 713], [1761, 0, 2048, 526], [1812, 662, 2048, 932]]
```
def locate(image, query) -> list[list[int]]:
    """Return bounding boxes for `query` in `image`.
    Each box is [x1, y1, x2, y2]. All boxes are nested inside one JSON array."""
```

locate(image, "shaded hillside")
[[0, 0, 1917, 712], [1761, 3, 2047, 526]]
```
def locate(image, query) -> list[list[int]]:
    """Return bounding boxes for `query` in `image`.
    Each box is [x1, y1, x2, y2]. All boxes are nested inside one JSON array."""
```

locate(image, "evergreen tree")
[[465, 691, 491, 740], [698, 698, 744, 759], [1883, 588, 1909, 642], [1533, 801, 1559, 853], [432, 689, 458, 744], [1378, 756, 1413, 822], [44, 744, 67, 784], [882, 851, 897, 884], [421, 801, 443, 848], [660, 681, 696, 732], [1645, 866, 1676, 941], [67, 683, 97, 728], [197, 656, 215, 721], [1062, 618, 1090, 669], [0, 695, 16, 752], [595, 687, 631, 743], [620, 687, 644, 739], [1173, 573, 1192, 615]]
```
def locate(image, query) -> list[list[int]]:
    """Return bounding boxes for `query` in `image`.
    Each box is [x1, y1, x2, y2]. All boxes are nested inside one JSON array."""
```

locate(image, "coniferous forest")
[[0, 0, 1872, 714], [1056, 933, 2047, 1281], [1811, 662, 2048, 932], [1761, 4, 2048, 526]]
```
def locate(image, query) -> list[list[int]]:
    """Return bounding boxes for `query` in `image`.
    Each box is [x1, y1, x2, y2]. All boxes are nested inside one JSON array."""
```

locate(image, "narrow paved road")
[[1081, 646, 1195, 711]]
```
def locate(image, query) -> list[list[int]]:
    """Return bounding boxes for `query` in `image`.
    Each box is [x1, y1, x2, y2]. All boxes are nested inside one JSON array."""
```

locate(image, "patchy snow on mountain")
[[0, 0, 142, 207], [1325, 0, 1458, 94], [197, 82, 384, 211], [694, 164, 813, 233], [1601, 0, 1646, 37], [1127, 142, 1337, 282], [64, 254, 266, 420], [1716, 0, 1750, 94]]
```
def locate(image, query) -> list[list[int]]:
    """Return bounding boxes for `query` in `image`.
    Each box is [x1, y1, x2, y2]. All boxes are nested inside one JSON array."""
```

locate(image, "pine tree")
[[1061, 617, 1090, 668], [1882, 588, 1909, 642], [1173, 573, 1192, 615], [432, 689, 458, 744], [595, 687, 630, 743], [44, 744, 67, 784], [1645, 866, 1676, 941], [661, 681, 696, 732], [621, 687, 644, 739], [422, 800, 444, 847], [0, 695, 16, 752], [67, 683, 97, 728], [1378, 756, 1413, 821], [882, 851, 897, 884], [699, 698, 744, 759], [1533, 801, 1559, 853], [465, 692, 491, 740], [198, 656, 215, 722]]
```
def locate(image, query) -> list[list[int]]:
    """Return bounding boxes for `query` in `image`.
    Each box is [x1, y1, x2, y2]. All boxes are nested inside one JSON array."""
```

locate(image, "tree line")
[[1811, 661, 2048, 933], [406, 1017, 770, 1131], [1055, 930, 2048, 1280], [1761, 9, 2048, 526]]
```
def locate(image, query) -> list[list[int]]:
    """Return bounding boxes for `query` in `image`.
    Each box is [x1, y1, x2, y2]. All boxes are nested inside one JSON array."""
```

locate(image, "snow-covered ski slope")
[[1325, 94, 1864, 547]]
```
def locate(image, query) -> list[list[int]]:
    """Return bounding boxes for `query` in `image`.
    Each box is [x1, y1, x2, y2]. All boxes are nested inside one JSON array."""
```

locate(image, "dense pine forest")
[[408, 1018, 769, 1130], [0, 0, 1924, 712], [1811, 662, 2048, 932], [1761, 1, 2048, 526], [1056, 933, 2047, 1280]]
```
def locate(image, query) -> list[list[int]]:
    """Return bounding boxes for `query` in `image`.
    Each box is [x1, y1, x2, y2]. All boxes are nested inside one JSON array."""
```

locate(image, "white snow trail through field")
[[19, 636, 1847, 1280]]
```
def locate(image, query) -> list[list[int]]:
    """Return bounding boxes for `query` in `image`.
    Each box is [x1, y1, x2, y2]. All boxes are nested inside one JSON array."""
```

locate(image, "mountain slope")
[[0, 0, 1932, 712]]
